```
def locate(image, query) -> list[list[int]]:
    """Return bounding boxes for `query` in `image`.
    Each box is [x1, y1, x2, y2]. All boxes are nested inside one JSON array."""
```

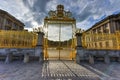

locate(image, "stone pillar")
[[104, 55, 110, 64], [5, 53, 13, 63], [35, 32, 44, 63], [23, 53, 29, 63], [89, 55, 94, 64], [76, 33, 82, 46], [76, 53, 80, 64], [37, 32, 44, 46], [75, 33, 83, 63], [39, 52, 44, 63]]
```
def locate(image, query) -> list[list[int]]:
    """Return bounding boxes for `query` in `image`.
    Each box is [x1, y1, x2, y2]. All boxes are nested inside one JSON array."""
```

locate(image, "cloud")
[[22, 0, 50, 28], [0, 0, 33, 28], [22, 0, 50, 12], [0, 0, 120, 31], [75, 0, 120, 29], [0, 0, 120, 41]]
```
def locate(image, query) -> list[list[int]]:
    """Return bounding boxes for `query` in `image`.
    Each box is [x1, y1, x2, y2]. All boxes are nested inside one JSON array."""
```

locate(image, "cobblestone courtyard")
[[0, 61, 120, 80]]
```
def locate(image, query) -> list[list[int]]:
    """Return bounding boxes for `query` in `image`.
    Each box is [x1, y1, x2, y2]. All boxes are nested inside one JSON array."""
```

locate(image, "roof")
[[0, 9, 25, 26], [85, 12, 120, 32]]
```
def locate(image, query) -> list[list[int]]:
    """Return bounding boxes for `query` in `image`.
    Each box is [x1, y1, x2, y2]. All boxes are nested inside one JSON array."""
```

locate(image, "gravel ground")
[[0, 61, 120, 80]]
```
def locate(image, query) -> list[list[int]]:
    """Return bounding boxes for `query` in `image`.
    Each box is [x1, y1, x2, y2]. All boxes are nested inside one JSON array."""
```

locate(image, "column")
[[3, 18, 6, 30], [75, 33, 83, 63], [107, 22, 110, 33], [35, 32, 44, 63], [76, 33, 82, 46]]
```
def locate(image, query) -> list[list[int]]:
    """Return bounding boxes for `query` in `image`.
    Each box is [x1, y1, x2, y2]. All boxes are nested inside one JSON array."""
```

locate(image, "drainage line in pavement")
[[61, 60, 78, 77]]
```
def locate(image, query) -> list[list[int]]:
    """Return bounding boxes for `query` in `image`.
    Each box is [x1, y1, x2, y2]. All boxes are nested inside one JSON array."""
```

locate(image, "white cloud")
[[0, 0, 41, 29], [0, 0, 120, 36], [31, 21, 38, 27], [46, 0, 58, 11], [77, 21, 91, 30]]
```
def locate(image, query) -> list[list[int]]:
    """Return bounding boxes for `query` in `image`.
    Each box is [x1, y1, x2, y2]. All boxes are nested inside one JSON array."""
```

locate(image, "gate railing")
[[82, 31, 120, 50], [0, 30, 37, 48], [43, 38, 76, 60]]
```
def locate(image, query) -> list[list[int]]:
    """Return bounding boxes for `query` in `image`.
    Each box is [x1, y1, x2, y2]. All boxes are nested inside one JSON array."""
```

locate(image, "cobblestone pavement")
[[0, 61, 43, 80], [82, 62, 120, 80], [42, 60, 100, 80], [0, 61, 120, 80]]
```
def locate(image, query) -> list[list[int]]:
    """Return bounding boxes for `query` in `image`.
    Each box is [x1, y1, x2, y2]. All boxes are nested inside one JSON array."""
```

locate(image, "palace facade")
[[0, 9, 37, 48], [82, 13, 120, 50], [0, 9, 24, 30]]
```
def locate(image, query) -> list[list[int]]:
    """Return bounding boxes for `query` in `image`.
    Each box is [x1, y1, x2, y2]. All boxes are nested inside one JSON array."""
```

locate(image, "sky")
[[0, 0, 120, 31]]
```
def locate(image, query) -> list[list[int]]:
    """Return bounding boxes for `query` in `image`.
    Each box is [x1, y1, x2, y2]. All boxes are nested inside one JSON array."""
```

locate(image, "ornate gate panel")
[[44, 5, 76, 60]]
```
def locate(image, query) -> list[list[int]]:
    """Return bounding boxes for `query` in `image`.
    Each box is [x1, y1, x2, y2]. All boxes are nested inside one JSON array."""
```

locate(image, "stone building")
[[0, 9, 24, 30], [76, 13, 120, 64], [82, 13, 120, 50], [86, 13, 120, 34]]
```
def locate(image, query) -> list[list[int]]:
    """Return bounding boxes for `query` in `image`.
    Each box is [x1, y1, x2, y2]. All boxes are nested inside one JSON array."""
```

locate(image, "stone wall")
[[76, 49, 120, 64], [0, 48, 35, 63]]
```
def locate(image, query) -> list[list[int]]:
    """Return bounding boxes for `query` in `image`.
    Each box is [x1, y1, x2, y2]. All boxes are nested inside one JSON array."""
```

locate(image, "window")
[[6, 19, 11, 25], [95, 43, 97, 47], [106, 41, 109, 48], [103, 23, 109, 33], [5, 26, 11, 30], [115, 20, 120, 31], [97, 27, 102, 33], [4, 39, 8, 46], [99, 42, 102, 48], [93, 29, 97, 33]]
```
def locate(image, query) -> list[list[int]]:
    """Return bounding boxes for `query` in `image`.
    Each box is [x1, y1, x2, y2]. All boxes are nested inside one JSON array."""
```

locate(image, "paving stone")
[[42, 60, 100, 80], [0, 61, 120, 80]]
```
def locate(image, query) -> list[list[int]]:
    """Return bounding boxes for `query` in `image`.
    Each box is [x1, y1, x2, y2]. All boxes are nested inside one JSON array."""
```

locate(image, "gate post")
[[75, 32, 83, 64], [35, 31, 44, 63]]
